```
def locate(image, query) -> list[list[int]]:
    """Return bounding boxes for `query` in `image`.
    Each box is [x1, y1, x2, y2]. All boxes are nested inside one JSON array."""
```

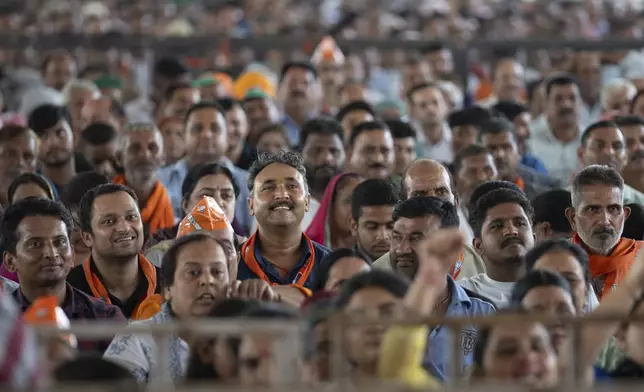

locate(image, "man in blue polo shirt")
[[238, 151, 331, 304]]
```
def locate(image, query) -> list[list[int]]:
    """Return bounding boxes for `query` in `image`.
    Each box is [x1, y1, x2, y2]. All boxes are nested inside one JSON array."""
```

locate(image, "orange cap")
[[311, 36, 345, 65], [177, 196, 231, 238], [24, 296, 77, 348]]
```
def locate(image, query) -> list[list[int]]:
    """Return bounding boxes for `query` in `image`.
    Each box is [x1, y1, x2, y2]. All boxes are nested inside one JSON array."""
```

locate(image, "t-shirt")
[[457, 274, 515, 308]]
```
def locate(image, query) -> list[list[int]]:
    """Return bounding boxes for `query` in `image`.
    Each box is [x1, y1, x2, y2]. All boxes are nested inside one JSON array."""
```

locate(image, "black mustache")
[[558, 108, 575, 116], [313, 164, 338, 173], [290, 90, 306, 97], [631, 150, 644, 161], [501, 237, 524, 248], [369, 163, 387, 169]]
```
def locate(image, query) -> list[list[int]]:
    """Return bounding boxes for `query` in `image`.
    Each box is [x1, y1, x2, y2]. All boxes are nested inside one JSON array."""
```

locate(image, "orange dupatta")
[[113, 175, 175, 235], [241, 232, 315, 294], [514, 176, 525, 191], [572, 234, 642, 301], [82, 254, 158, 317]]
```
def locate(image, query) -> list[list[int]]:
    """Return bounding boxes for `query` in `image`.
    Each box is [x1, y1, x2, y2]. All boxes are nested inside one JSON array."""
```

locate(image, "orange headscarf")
[[177, 196, 231, 238], [113, 175, 175, 236], [572, 234, 643, 300]]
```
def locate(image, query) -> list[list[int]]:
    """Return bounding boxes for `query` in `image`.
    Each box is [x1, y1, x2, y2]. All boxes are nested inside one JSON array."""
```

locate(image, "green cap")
[[93, 75, 123, 89], [191, 77, 219, 88], [243, 87, 268, 101], [375, 99, 407, 116]]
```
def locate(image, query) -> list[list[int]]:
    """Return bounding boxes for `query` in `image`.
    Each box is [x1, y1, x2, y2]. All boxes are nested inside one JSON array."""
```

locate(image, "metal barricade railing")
[[29, 311, 644, 390]]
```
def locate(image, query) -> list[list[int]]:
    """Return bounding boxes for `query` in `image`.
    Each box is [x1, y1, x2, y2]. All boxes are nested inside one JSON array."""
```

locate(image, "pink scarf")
[[306, 173, 359, 246]]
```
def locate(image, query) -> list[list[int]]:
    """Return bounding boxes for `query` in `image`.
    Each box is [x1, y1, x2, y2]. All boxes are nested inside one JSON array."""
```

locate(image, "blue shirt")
[[237, 234, 331, 289], [422, 277, 496, 381], [521, 153, 548, 175], [157, 157, 252, 236], [281, 115, 302, 147]]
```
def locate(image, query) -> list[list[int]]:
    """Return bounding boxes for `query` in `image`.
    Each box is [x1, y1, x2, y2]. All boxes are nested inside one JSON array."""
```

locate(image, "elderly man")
[[566, 165, 642, 301], [600, 78, 637, 117]]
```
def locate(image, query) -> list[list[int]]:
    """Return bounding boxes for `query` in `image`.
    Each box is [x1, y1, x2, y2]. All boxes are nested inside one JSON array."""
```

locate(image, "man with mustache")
[[0, 124, 39, 206], [480, 117, 560, 200], [238, 151, 331, 303], [278, 62, 322, 146], [300, 117, 346, 201], [528, 75, 583, 183], [459, 188, 535, 307], [565, 165, 642, 301], [158, 102, 251, 236], [477, 58, 525, 107], [347, 121, 395, 180], [67, 184, 161, 319], [615, 116, 644, 193], [577, 120, 644, 205], [350, 179, 398, 264], [112, 123, 175, 239], [383, 197, 496, 380]]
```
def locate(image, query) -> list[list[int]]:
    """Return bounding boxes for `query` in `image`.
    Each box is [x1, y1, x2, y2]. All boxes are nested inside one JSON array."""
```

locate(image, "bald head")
[[402, 159, 457, 205]]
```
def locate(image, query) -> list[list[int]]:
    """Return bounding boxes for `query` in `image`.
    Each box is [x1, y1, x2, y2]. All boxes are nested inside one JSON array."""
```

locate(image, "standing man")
[[278, 62, 322, 146], [27, 104, 78, 194], [350, 179, 398, 264], [407, 82, 450, 163], [67, 184, 160, 319], [239, 151, 331, 303], [158, 102, 251, 235], [528, 75, 583, 183], [0, 125, 39, 206], [3, 198, 124, 351], [479, 117, 560, 199], [113, 123, 174, 238], [566, 165, 642, 301], [460, 188, 535, 307]]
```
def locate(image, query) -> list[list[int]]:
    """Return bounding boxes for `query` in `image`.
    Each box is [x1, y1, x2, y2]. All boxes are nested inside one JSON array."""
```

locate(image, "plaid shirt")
[[12, 283, 126, 353]]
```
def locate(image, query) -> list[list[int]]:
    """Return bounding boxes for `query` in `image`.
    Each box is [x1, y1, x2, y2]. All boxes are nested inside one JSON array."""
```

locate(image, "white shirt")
[[458, 274, 515, 308], [415, 123, 454, 164], [527, 115, 581, 184]]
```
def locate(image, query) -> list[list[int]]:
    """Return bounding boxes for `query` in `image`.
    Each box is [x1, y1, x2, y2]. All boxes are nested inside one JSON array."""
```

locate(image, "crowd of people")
[[3, 0, 644, 390]]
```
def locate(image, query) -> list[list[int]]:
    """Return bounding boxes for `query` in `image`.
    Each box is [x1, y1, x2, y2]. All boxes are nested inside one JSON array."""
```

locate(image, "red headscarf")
[[305, 173, 360, 245]]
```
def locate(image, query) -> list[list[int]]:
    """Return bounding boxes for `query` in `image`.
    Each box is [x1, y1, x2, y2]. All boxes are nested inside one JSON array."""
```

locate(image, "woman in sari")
[[306, 172, 362, 249]]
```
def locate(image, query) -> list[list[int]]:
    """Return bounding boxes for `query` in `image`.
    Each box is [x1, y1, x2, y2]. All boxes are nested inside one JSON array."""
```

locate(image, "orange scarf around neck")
[[113, 175, 175, 235], [82, 253, 157, 317], [572, 234, 642, 300], [241, 232, 316, 288], [514, 176, 525, 191]]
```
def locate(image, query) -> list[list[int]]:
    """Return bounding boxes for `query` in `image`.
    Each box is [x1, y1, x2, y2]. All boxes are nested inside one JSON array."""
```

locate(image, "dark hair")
[[40, 50, 74, 74], [299, 117, 344, 150], [580, 120, 620, 147], [80, 122, 118, 146], [7, 173, 55, 204], [154, 56, 188, 79], [78, 183, 138, 233], [335, 270, 409, 309], [184, 101, 225, 125], [351, 179, 399, 221], [279, 61, 317, 82], [54, 354, 136, 385], [182, 162, 240, 205], [510, 269, 575, 309], [162, 232, 229, 288], [421, 43, 448, 54], [348, 120, 390, 147], [478, 116, 516, 139], [623, 203, 644, 241], [247, 151, 307, 193], [545, 75, 579, 97], [492, 101, 529, 121], [532, 190, 572, 233], [385, 119, 416, 140], [571, 165, 624, 208], [255, 124, 291, 148], [215, 97, 242, 112], [467, 180, 524, 218], [630, 91, 644, 113], [60, 172, 111, 208], [335, 101, 376, 123], [0, 198, 73, 254], [452, 144, 492, 175], [526, 79, 543, 102], [27, 104, 72, 137], [469, 188, 533, 237], [614, 115, 644, 128], [314, 248, 370, 291], [406, 82, 441, 102], [164, 82, 194, 101], [525, 238, 589, 285], [392, 196, 459, 228], [448, 106, 493, 129], [0, 124, 34, 144]]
